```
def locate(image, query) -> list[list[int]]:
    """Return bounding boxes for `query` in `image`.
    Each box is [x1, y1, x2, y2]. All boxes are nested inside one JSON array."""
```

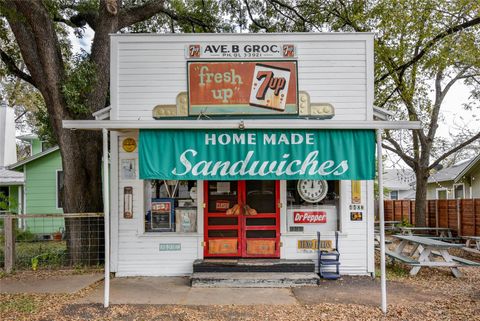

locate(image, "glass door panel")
[[204, 181, 241, 257], [242, 180, 280, 258], [204, 180, 280, 258]]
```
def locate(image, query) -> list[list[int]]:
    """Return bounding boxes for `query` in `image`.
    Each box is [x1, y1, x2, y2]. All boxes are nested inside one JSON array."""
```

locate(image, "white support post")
[[377, 129, 387, 313], [103, 128, 110, 308]]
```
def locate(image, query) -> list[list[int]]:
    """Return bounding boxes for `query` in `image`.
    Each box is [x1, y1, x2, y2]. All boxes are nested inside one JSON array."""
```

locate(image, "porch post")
[[103, 128, 110, 308], [377, 129, 387, 313]]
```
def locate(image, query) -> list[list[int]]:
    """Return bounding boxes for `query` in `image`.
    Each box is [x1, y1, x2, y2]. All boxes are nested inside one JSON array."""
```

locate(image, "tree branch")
[[382, 143, 415, 169], [118, 1, 211, 32], [0, 47, 36, 87], [118, 1, 166, 30], [427, 67, 470, 143], [376, 16, 480, 84], [383, 132, 416, 168], [244, 0, 269, 32], [428, 131, 480, 170]]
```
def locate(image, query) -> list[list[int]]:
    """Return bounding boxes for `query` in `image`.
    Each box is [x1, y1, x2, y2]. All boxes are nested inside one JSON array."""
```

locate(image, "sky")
[[69, 27, 478, 169]]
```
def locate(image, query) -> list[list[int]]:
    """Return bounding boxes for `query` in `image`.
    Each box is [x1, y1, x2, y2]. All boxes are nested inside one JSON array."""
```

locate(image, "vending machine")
[[151, 198, 175, 231]]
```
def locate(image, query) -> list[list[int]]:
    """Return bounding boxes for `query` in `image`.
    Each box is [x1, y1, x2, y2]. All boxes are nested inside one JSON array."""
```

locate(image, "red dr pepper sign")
[[188, 61, 297, 115], [294, 211, 327, 224]]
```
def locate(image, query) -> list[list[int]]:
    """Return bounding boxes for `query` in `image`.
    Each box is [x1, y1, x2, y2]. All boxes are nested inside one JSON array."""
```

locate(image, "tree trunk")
[[414, 169, 429, 227], [60, 130, 104, 265]]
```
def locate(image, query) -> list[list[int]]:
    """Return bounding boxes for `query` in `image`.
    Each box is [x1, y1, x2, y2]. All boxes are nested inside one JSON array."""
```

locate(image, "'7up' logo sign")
[[249, 63, 291, 111]]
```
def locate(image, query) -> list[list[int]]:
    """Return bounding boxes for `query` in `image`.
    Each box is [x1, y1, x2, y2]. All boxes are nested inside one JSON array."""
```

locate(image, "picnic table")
[[399, 227, 453, 238], [462, 236, 480, 254], [375, 220, 401, 231], [374, 221, 401, 245], [389, 235, 468, 277]]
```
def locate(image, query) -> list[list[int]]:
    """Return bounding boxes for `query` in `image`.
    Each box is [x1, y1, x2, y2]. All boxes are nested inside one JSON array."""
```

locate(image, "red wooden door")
[[204, 180, 280, 258]]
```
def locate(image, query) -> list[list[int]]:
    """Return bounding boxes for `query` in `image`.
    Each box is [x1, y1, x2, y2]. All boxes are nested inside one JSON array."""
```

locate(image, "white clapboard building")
[[68, 33, 381, 280]]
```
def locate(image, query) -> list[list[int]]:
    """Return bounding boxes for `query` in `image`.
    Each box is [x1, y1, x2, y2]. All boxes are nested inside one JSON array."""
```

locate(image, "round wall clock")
[[297, 180, 328, 203]]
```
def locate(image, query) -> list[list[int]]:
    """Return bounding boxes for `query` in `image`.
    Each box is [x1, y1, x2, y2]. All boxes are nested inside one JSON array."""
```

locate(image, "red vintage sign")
[[188, 61, 298, 115], [294, 211, 327, 224], [215, 200, 230, 211], [152, 202, 171, 212]]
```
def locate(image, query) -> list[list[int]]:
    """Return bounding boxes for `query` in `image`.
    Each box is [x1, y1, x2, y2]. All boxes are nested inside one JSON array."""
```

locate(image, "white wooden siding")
[[115, 131, 203, 276], [110, 33, 375, 276], [111, 33, 373, 121], [280, 180, 372, 275]]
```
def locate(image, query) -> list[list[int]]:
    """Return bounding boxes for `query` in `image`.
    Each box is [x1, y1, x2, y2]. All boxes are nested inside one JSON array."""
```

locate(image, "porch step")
[[193, 259, 315, 273], [190, 272, 320, 288]]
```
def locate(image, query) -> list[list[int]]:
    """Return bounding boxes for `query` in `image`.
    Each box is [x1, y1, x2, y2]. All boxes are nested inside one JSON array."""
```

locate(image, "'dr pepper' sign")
[[188, 61, 297, 115], [294, 211, 327, 224]]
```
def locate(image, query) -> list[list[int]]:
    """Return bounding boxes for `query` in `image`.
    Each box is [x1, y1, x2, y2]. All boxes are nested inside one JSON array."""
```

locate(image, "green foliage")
[[15, 228, 36, 242], [31, 247, 67, 271], [397, 218, 413, 228], [62, 51, 97, 118], [0, 192, 18, 213], [34, 108, 57, 146]]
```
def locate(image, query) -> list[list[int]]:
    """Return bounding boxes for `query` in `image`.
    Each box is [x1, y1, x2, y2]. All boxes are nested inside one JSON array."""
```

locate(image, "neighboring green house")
[[427, 155, 480, 199], [8, 136, 64, 236]]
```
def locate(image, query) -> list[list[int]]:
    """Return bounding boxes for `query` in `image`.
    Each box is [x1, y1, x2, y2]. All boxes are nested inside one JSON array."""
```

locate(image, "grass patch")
[[0, 295, 38, 314], [375, 262, 410, 279], [0, 241, 67, 270]]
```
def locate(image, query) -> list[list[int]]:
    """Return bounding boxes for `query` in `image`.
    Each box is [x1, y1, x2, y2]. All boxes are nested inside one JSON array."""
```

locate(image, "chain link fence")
[[0, 213, 104, 273]]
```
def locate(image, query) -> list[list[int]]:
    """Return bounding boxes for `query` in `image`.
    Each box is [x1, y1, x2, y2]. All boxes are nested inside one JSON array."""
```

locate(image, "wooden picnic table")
[[390, 235, 464, 277], [399, 226, 453, 238], [462, 236, 480, 254]]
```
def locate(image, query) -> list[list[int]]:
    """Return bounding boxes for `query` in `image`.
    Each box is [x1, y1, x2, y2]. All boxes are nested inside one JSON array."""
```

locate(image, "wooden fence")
[[384, 199, 480, 236]]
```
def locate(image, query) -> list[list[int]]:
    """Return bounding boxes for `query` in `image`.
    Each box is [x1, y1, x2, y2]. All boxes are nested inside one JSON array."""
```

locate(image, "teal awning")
[[139, 129, 375, 180]]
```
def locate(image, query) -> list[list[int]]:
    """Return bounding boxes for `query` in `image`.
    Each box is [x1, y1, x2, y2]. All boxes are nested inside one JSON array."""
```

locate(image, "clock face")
[[297, 180, 328, 203]]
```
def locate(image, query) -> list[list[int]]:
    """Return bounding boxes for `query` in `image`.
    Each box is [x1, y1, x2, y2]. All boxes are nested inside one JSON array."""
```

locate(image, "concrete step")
[[193, 259, 315, 273], [190, 272, 320, 288]]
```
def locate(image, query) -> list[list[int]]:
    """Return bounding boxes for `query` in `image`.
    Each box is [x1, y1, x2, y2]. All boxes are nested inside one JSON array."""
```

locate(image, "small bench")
[[430, 251, 480, 266], [430, 236, 462, 243], [384, 249, 419, 265], [462, 247, 480, 255], [450, 256, 480, 266]]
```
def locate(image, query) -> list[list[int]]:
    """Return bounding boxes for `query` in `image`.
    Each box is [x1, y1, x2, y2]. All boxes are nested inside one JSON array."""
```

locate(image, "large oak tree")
[[0, 0, 228, 264]]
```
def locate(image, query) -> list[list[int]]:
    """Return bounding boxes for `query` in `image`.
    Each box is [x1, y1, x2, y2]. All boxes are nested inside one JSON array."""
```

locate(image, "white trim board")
[[63, 120, 421, 130]]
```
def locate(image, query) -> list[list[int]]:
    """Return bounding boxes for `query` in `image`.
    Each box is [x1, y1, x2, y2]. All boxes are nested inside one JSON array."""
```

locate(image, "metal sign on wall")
[[186, 43, 296, 59], [188, 61, 298, 115]]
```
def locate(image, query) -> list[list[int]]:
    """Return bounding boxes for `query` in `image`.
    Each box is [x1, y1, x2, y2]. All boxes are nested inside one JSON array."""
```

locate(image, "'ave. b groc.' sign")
[[293, 211, 327, 224]]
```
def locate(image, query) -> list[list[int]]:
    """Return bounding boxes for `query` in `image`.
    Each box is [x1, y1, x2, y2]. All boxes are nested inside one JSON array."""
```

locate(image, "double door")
[[204, 180, 280, 258]]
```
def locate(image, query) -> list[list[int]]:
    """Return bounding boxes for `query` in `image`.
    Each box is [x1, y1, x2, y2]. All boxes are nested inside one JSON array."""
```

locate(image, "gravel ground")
[[1, 246, 480, 321]]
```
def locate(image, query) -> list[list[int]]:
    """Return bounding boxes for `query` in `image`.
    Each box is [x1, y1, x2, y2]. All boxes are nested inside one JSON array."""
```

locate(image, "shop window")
[[144, 180, 197, 233], [286, 180, 338, 207], [286, 180, 340, 233]]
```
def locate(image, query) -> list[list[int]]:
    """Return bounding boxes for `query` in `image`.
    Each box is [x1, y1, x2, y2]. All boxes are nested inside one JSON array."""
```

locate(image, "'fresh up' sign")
[[294, 211, 327, 224]]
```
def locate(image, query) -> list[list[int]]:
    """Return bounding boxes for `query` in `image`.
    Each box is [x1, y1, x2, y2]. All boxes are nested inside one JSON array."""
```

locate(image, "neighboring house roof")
[[373, 106, 394, 121], [8, 146, 60, 170], [454, 153, 480, 183], [384, 168, 416, 191], [16, 134, 38, 141], [428, 159, 471, 183], [0, 168, 24, 185]]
